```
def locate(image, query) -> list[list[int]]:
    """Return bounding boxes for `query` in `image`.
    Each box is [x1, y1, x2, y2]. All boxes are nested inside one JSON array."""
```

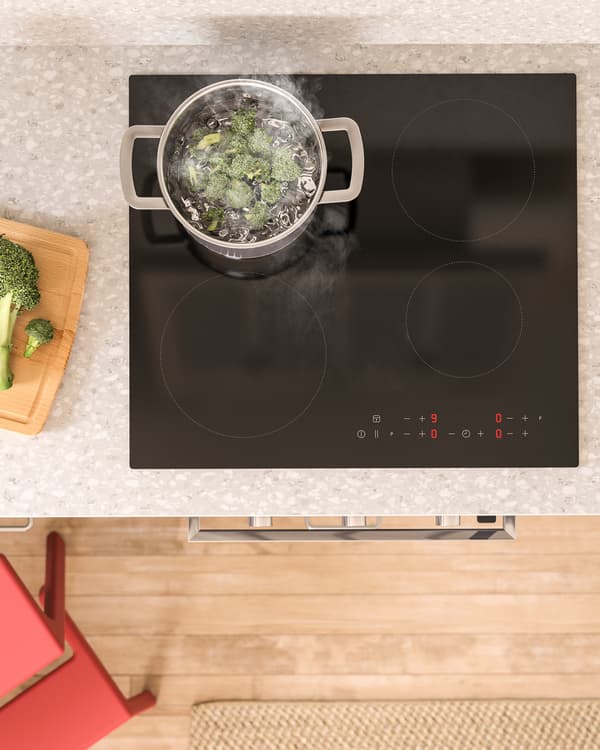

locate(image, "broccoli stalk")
[[0, 293, 19, 390], [0, 236, 40, 390], [24, 318, 54, 359]]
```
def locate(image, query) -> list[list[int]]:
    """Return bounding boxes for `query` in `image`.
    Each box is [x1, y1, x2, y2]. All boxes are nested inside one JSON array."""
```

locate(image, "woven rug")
[[190, 700, 600, 749]]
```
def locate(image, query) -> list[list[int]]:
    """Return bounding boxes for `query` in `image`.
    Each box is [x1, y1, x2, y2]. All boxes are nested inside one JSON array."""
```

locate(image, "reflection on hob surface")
[[159, 277, 327, 439], [129, 74, 578, 468], [392, 98, 535, 242]]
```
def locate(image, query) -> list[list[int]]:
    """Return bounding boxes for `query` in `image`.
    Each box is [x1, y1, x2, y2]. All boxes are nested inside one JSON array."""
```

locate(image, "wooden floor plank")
[[89, 633, 600, 676], [69, 593, 600, 636], [10, 553, 600, 595]]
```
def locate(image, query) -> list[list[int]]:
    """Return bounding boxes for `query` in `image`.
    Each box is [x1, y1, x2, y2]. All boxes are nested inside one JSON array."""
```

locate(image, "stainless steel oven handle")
[[304, 516, 381, 530]]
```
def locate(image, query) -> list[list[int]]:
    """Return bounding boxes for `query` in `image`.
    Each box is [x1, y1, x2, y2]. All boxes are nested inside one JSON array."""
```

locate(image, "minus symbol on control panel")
[[448, 432, 456, 436], [506, 432, 514, 436], [402, 416, 412, 421], [506, 416, 514, 421], [403, 432, 411, 436]]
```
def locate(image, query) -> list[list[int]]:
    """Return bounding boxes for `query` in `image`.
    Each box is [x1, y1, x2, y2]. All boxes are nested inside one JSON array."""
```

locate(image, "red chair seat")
[[0, 607, 155, 750], [0, 555, 64, 698]]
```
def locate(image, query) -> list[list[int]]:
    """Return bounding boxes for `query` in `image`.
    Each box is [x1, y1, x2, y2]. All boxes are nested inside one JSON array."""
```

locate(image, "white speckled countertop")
[[0, 44, 599, 517], [0, 2, 599, 45]]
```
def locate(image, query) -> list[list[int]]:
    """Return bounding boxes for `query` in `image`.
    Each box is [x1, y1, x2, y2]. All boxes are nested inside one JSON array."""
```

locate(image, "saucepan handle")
[[316, 117, 365, 205], [120, 125, 168, 210]]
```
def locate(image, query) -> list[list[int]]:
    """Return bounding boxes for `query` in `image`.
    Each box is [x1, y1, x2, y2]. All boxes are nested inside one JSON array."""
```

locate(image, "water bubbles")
[[182, 198, 200, 222], [299, 175, 317, 198], [175, 90, 322, 244]]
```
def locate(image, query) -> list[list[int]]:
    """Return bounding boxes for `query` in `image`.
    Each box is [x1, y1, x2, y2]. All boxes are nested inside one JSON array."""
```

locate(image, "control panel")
[[355, 412, 543, 442]]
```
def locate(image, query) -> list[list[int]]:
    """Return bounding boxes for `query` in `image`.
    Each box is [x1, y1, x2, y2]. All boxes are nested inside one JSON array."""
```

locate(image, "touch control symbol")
[[477, 430, 485, 437], [461, 429, 471, 439], [356, 429, 366, 439], [522, 429, 528, 437], [372, 414, 381, 423], [418, 430, 426, 438]]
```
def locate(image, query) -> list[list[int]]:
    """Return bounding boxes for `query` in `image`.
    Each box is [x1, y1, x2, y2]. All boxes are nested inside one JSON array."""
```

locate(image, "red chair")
[[0, 531, 66, 697], [0, 534, 156, 749]]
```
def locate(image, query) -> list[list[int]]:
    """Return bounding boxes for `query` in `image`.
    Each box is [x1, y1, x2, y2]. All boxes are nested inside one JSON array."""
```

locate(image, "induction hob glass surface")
[[129, 74, 578, 468]]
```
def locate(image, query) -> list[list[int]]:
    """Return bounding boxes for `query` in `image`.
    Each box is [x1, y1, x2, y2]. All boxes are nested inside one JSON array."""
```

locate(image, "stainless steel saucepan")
[[120, 78, 364, 277]]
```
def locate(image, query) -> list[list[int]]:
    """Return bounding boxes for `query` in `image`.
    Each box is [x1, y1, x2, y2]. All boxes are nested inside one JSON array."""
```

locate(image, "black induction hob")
[[129, 74, 578, 469]]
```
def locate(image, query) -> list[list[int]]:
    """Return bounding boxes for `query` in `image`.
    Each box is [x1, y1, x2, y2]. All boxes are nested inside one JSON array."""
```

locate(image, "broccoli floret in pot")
[[230, 109, 257, 136], [271, 148, 301, 182], [260, 181, 282, 205], [226, 180, 254, 210], [246, 201, 270, 230], [204, 172, 229, 201]]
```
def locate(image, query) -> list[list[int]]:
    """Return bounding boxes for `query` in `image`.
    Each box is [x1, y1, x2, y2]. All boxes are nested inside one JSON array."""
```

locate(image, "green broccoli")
[[24, 318, 54, 359], [226, 179, 254, 209], [221, 132, 247, 155], [0, 236, 40, 390], [194, 133, 221, 150], [230, 108, 256, 136], [246, 201, 269, 230], [229, 154, 270, 181], [204, 172, 229, 201], [201, 207, 224, 232], [260, 181, 282, 205], [191, 126, 210, 142], [228, 154, 257, 180], [187, 164, 199, 189], [248, 128, 273, 155], [271, 148, 301, 182]]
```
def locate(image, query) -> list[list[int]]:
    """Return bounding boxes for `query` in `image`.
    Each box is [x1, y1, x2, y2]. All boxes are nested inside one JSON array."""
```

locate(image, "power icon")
[[356, 429, 366, 439]]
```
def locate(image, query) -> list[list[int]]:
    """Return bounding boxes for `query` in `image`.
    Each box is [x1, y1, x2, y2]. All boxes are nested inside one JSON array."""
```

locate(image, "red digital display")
[[430, 428, 438, 439], [495, 412, 503, 424], [495, 428, 503, 439], [431, 412, 438, 424]]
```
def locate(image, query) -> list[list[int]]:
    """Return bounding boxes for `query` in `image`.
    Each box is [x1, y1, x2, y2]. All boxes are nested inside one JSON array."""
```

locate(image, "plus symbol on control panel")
[[522, 429, 528, 438], [418, 430, 426, 438], [477, 430, 485, 438], [522, 415, 528, 422], [418, 415, 426, 422]]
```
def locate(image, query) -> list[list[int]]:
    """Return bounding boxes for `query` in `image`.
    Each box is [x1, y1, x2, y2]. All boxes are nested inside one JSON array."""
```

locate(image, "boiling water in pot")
[[165, 89, 322, 244]]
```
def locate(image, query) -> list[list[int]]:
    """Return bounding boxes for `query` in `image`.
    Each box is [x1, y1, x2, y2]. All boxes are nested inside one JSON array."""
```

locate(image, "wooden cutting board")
[[0, 217, 89, 435]]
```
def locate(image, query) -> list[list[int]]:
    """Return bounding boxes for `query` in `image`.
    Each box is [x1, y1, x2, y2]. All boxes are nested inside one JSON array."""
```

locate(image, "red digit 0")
[[495, 428, 503, 439], [495, 412, 503, 424]]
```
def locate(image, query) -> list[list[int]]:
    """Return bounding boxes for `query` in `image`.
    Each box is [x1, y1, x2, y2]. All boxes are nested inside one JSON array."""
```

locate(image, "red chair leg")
[[126, 690, 156, 716], [43, 532, 66, 644]]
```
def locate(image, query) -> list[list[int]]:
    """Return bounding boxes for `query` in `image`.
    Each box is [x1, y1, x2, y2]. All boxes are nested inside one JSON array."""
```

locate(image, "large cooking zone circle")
[[159, 276, 327, 439], [405, 261, 523, 379], [392, 98, 535, 243]]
